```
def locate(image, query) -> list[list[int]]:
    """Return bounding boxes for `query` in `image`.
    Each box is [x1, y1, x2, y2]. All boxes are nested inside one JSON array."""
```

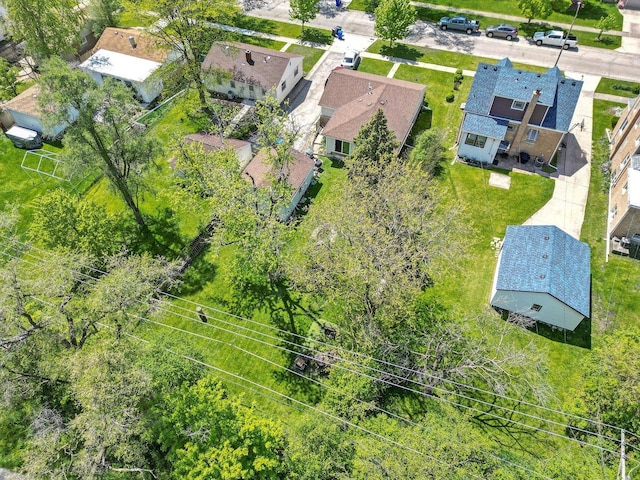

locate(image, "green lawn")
[[358, 57, 394, 77], [233, 15, 333, 45], [285, 44, 326, 74], [596, 77, 640, 98], [350, 0, 622, 30], [367, 40, 550, 73], [238, 35, 287, 50]]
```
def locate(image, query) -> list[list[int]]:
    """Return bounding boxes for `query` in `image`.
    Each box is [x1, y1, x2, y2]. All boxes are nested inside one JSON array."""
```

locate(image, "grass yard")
[[233, 15, 332, 45], [284, 44, 326, 74], [238, 35, 287, 50], [367, 40, 550, 73], [357, 57, 394, 77], [595, 77, 640, 98]]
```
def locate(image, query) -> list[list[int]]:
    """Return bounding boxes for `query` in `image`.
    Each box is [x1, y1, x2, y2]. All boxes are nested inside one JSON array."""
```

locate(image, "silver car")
[[341, 49, 361, 70], [485, 24, 518, 41]]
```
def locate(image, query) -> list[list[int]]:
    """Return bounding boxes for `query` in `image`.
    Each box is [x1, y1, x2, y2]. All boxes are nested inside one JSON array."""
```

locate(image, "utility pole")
[[621, 429, 626, 480], [555, 1, 582, 67]]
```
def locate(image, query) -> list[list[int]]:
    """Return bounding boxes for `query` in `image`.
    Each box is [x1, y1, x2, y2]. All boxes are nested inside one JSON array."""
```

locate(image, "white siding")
[[457, 134, 500, 164], [490, 290, 584, 331]]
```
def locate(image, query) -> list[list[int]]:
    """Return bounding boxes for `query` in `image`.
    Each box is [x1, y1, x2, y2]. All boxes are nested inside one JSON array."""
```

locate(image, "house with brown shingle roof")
[[318, 69, 426, 156], [186, 133, 253, 168], [202, 42, 304, 104], [242, 148, 316, 221], [1, 84, 77, 137], [79, 27, 171, 103]]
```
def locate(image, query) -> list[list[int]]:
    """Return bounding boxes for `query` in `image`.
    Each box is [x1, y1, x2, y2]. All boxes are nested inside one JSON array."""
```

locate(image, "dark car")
[[485, 24, 518, 41]]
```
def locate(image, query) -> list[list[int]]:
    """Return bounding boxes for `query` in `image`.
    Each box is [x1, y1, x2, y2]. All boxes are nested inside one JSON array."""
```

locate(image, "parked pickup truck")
[[438, 16, 480, 35], [533, 30, 578, 49]]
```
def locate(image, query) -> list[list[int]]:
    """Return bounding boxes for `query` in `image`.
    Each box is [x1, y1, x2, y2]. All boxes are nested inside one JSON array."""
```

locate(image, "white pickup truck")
[[533, 30, 578, 49]]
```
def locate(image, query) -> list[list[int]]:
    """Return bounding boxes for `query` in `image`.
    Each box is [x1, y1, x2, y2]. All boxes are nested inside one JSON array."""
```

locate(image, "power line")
[[1, 239, 638, 458], [1, 242, 637, 457]]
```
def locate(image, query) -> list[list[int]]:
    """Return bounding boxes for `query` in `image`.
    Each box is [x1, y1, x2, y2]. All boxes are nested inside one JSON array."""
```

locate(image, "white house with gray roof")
[[457, 58, 583, 165], [490, 225, 591, 331]]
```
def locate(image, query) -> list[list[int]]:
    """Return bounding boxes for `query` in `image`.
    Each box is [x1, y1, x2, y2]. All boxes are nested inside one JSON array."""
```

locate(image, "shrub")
[[612, 83, 640, 95], [445, 92, 455, 103]]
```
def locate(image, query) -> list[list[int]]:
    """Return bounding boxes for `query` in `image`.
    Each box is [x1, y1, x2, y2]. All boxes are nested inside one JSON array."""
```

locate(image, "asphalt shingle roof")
[[465, 59, 582, 133], [202, 42, 302, 91], [319, 69, 425, 146], [461, 113, 508, 139], [496, 225, 591, 318]]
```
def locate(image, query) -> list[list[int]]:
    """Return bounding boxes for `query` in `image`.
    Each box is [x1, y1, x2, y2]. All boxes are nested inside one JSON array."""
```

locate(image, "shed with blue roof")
[[490, 225, 591, 331], [457, 58, 582, 165]]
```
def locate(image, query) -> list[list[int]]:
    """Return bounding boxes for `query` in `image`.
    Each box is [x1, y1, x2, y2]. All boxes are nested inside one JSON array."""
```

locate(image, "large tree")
[[0, 58, 19, 101], [87, 0, 122, 36], [3, 0, 83, 60], [517, 0, 552, 23], [374, 0, 416, 47], [38, 58, 160, 231], [289, 0, 320, 33], [157, 376, 288, 479], [134, 0, 239, 113]]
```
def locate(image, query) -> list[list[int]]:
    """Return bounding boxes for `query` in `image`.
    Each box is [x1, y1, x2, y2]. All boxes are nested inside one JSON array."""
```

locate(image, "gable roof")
[[186, 133, 250, 153], [319, 69, 426, 145], [90, 27, 167, 63], [496, 225, 590, 318], [242, 148, 315, 191], [2, 84, 41, 117], [202, 42, 302, 91], [465, 59, 582, 132]]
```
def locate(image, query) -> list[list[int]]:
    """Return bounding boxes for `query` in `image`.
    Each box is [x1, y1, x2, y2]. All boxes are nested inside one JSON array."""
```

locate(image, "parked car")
[[533, 30, 578, 49], [438, 16, 480, 34], [485, 24, 518, 41], [341, 49, 361, 70]]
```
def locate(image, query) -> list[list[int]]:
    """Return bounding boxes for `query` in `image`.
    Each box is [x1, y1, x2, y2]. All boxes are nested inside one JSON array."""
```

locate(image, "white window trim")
[[525, 129, 539, 143], [511, 100, 526, 111]]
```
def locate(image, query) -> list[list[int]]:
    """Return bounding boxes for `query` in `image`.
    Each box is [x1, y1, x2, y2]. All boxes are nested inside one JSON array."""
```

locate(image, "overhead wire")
[[0, 238, 637, 458]]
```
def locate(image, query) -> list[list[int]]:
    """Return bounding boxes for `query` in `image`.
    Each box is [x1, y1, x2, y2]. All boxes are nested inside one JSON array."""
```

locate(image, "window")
[[281, 81, 287, 92], [622, 153, 631, 170], [525, 129, 539, 143], [620, 118, 629, 133], [531, 304, 542, 312], [635, 134, 640, 147], [294, 66, 299, 77], [635, 117, 640, 129], [335, 140, 350, 154], [249, 85, 254, 92], [507, 124, 515, 132], [230, 80, 236, 88], [611, 204, 618, 218], [464, 133, 487, 148], [511, 100, 526, 110], [623, 181, 628, 195]]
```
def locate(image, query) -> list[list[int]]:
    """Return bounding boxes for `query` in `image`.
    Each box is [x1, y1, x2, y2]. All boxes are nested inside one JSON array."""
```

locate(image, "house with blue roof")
[[457, 58, 583, 165], [490, 225, 591, 331]]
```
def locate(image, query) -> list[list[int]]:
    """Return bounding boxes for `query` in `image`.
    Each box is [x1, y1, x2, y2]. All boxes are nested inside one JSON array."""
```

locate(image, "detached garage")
[[490, 225, 591, 331], [1, 85, 73, 137]]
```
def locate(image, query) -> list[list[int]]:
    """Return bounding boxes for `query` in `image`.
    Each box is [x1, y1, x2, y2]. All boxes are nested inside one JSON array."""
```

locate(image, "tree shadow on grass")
[[526, 317, 591, 349], [233, 15, 277, 35], [379, 44, 422, 62], [178, 252, 218, 296], [300, 28, 333, 45]]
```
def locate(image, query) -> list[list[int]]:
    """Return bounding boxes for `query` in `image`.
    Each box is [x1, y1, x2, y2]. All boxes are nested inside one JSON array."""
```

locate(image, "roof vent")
[[493, 67, 497, 71], [114, 30, 118, 35], [245, 50, 254, 65], [542, 254, 548, 259], [264, 55, 271, 63], [571, 81, 576, 86], [544, 236, 550, 240], [560, 80, 565, 84], [483, 65, 488, 69], [540, 274, 546, 279], [128, 35, 137, 49]]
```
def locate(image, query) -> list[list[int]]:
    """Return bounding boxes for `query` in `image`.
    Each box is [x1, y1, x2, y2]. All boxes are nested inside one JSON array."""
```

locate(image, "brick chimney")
[[511, 89, 542, 152], [245, 50, 254, 65]]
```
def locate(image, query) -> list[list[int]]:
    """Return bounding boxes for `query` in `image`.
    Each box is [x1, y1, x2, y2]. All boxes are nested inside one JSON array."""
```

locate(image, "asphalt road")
[[245, 0, 640, 82]]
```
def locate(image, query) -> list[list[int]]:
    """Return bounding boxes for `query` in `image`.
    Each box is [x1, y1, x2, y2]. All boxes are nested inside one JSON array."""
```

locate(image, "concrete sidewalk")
[[523, 73, 599, 240]]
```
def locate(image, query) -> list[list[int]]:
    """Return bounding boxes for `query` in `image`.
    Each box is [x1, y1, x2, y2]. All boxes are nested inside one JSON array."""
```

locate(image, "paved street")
[[246, 0, 640, 82]]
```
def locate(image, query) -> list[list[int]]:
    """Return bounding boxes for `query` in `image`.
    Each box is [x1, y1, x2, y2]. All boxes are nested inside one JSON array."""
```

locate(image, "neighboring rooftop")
[[90, 27, 167, 63], [2, 84, 41, 117], [319, 69, 426, 145], [202, 42, 302, 91], [242, 148, 314, 190], [496, 225, 591, 318], [186, 133, 251, 153]]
